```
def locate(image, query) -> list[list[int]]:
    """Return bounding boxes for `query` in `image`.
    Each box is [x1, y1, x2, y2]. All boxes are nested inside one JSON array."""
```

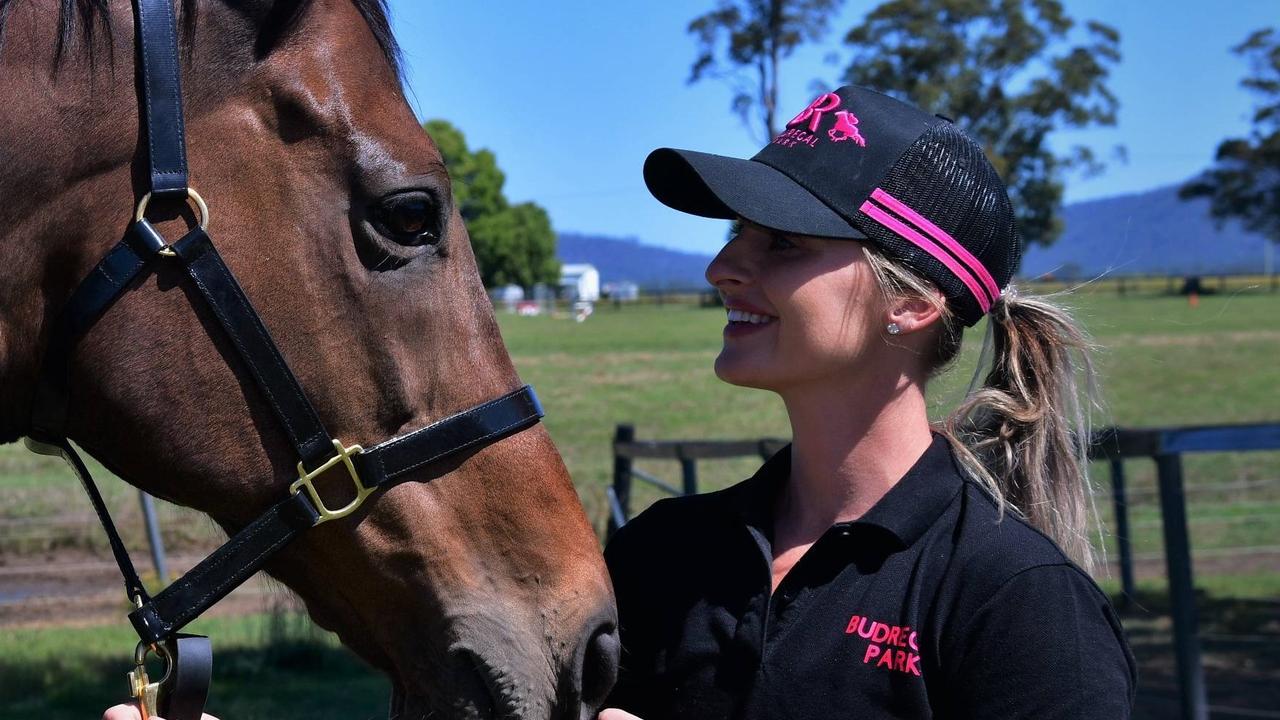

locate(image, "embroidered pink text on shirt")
[[845, 614, 922, 676]]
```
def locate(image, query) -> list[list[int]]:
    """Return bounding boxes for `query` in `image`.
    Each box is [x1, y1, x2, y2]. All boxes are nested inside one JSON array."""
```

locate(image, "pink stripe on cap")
[[870, 188, 1002, 304], [859, 201, 993, 313]]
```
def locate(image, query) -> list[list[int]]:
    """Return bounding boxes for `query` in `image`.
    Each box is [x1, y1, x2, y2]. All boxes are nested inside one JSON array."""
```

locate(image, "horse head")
[[0, 1, 617, 717]]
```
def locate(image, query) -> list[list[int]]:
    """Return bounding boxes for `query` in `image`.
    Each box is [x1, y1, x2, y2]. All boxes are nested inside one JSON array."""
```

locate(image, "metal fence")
[[608, 422, 1280, 720]]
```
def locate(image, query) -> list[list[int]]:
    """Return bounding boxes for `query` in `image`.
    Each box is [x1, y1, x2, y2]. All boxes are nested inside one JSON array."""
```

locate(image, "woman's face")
[[705, 220, 890, 393]]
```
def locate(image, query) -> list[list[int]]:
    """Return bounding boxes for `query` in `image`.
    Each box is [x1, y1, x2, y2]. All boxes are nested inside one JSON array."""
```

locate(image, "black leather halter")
[[25, 1, 544, 717]]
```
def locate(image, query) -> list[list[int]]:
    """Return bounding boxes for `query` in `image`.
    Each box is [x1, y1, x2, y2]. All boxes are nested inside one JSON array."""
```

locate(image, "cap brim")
[[643, 148, 865, 240]]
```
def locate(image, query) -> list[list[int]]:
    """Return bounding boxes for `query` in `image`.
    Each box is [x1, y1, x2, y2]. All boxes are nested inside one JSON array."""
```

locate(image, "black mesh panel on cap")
[[852, 123, 1021, 326]]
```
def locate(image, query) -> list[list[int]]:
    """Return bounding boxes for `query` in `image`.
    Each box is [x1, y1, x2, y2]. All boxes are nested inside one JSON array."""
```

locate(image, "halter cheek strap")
[[26, 1, 546, 718]]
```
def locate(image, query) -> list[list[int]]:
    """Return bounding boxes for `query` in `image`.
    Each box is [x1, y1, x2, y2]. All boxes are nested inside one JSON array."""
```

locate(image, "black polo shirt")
[[605, 434, 1136, 719]]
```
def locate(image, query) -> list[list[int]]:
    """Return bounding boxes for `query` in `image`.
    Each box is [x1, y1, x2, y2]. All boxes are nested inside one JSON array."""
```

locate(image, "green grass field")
[[1, 287, 1277, 718]]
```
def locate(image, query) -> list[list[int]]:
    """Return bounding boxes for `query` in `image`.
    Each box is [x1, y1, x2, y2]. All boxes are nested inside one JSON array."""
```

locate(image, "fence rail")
[[608, 421, 1280, 720]]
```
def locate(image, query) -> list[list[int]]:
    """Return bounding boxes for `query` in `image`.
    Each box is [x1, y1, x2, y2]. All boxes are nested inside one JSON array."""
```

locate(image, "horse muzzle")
[[391, 604, 619, 720]]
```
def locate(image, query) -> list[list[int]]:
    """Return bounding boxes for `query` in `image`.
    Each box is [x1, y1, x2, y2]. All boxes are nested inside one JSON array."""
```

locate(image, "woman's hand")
[[598, 709, 644, 720], [102, 703, 220, 720]]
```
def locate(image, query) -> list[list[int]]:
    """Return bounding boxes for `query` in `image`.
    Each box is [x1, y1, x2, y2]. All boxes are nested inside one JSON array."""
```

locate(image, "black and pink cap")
[[644, 85, 1020, 326]]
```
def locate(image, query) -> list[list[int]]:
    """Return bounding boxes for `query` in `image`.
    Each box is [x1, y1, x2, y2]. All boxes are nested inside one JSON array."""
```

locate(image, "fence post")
[[609, 425, 635, 537], [1154, 452, 1207, 720], [138, 491, 169, 585], [680, 457, 698, 496], [1109, 458, 1135, 610]]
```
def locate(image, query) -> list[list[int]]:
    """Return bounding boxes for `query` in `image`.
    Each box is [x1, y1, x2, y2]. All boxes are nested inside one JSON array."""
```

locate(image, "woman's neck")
[[775, 375, 935, 544]]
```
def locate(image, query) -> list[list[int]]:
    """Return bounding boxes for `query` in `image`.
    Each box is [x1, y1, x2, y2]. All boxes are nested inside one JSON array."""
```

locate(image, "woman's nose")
[[705, 235, 750, 288]]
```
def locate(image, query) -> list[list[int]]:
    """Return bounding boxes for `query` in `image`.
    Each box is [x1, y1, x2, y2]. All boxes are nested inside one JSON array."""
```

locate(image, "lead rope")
[[24, 437, 150, 605]]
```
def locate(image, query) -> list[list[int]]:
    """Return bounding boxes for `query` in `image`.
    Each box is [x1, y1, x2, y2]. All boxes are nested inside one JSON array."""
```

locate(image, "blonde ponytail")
[[863, 248, 1102, 572], [944, 290, 1101, 572]]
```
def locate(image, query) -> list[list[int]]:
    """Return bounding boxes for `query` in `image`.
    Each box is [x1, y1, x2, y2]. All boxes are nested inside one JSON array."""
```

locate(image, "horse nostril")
[[448, 647, 500, 718], [577, 621, 621, 713]]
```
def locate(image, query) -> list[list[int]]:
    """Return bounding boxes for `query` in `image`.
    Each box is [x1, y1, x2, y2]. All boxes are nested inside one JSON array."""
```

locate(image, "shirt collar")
[[728, 444, 791, 537], [728, 432, 965, 550]]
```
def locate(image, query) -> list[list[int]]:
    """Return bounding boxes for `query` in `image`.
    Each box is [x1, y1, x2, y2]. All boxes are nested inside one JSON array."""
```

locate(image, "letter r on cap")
[[789, 92, 841, 133]]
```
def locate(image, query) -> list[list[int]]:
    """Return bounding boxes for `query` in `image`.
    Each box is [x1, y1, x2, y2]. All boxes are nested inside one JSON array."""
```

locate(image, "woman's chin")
[[713, 353, 781, 390]]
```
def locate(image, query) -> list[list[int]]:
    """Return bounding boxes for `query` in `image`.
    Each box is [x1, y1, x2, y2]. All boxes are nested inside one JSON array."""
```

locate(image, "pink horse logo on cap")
[[828, 110, 866, 146]]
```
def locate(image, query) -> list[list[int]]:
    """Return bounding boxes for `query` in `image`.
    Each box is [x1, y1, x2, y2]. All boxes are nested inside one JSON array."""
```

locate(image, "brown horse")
[[0, 1, 617, 718]]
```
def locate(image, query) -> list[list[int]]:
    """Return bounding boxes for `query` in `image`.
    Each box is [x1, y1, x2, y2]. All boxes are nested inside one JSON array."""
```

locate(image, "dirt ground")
[[0, 552, 296, 630]]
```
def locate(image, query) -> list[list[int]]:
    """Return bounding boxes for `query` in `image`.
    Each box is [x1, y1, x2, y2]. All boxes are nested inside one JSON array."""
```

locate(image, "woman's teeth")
[[727, 308, 775, 325]]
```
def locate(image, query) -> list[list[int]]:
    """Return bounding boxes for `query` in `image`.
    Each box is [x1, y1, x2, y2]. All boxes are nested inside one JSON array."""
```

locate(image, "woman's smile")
[[724, 303, 778, 338]]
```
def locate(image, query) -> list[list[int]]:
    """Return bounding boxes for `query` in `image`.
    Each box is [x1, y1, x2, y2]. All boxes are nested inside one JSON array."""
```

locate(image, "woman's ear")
[[886, 292, 945, 335]]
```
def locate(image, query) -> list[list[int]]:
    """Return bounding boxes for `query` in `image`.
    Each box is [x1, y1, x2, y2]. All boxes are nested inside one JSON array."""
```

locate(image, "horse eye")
[[372, 192, 441, 246]]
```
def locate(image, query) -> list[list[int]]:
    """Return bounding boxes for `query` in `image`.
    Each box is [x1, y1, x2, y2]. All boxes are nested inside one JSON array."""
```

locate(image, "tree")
[[468, 203, 561, 290], [423, 120, 560, 290], [841, 0, 1122, 247], [688, 0, 845, 142], [423, 119, 507, 221], [1179, 28, 1280, 278]]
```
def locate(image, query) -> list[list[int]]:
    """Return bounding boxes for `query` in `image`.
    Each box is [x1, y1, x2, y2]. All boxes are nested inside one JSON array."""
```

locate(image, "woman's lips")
[[723, 307, 777, 338], [723, 320, 773, 338]]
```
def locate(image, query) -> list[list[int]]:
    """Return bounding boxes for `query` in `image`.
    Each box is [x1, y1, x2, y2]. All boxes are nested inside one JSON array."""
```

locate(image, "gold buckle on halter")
[[288, 439, 370, 524]]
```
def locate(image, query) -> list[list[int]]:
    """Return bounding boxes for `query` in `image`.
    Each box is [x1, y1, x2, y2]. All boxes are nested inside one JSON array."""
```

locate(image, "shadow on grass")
[[1114, 589, 1280, 719], [0, 637, 388, 720]]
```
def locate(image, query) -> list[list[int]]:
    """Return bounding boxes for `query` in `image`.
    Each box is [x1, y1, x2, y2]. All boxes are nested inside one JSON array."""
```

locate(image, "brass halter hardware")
[[134, 188, 210, 256], [288, 439, 371, 524], [129, 640, 172, 720]]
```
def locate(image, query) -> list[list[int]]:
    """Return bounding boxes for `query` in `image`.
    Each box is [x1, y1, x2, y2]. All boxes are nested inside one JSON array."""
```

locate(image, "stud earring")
[[886, 322, 902, 335]]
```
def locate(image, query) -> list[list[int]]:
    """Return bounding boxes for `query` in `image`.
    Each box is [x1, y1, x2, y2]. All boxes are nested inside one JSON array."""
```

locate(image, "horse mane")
[[0, 0, 402, 79]]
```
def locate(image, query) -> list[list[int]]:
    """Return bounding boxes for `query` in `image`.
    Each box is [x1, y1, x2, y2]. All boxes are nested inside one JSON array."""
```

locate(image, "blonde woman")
[[600, 86, 1135, 719]]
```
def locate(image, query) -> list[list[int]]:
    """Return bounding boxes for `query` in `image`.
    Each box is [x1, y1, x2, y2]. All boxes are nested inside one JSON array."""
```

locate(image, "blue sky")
[[388, 1, 1276, 255]]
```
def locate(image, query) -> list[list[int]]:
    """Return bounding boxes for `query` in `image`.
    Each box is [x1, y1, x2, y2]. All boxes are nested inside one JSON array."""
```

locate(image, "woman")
[[599, 85, 1135, 719]]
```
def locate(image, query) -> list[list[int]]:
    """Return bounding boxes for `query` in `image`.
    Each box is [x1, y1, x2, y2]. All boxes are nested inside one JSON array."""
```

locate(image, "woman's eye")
[[768, 234, 797, 251], [372, 192, 441, 246]]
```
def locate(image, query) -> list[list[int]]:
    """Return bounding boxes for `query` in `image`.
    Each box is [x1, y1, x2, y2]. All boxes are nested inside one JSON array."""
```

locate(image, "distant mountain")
[[557, 232, 713, 289], [558, 183, 1275, 287], [1020, 183, 1273, 279]]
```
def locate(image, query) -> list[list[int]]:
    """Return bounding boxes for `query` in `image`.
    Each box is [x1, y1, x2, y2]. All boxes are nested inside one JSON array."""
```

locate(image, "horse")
[[0, 1, 618, 718]]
